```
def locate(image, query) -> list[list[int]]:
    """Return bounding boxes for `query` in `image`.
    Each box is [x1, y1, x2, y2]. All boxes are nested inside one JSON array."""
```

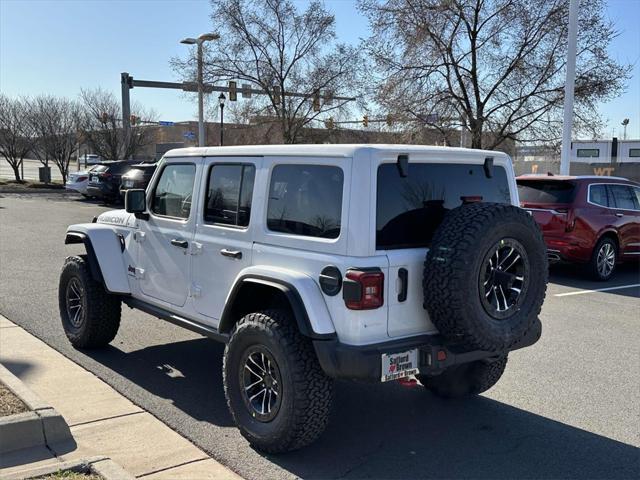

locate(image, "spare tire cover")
[[423, 202, 547, 351]]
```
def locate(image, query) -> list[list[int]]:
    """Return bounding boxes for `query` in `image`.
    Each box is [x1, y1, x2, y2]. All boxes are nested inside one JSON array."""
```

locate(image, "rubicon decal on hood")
[[97, 210, 136, 227]]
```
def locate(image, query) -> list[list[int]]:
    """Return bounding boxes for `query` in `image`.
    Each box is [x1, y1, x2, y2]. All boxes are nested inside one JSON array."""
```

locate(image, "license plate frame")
[[381, 349, 419, 382]]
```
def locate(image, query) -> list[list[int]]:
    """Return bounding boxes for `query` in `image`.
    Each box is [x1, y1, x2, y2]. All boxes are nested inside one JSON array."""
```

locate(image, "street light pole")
[[219, 93, 226, 146], [560, 0, 580, 176], [196, 42, 205, 147], [180, 32, 220, 148]]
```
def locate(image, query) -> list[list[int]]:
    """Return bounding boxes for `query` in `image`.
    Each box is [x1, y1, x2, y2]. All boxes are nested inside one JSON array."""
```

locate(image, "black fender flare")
[[219, 275, 336, 340], [64, 232, 105, 287]]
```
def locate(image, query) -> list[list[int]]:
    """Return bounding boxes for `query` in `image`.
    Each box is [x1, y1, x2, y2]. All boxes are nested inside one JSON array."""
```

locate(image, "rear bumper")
[[87, 183, 118, 199], [313, 319, 542, 381], [544, 239, 591, 263]]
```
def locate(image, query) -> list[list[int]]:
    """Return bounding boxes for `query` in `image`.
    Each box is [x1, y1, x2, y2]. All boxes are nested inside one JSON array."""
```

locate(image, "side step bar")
[[123, 297, 229, 343]]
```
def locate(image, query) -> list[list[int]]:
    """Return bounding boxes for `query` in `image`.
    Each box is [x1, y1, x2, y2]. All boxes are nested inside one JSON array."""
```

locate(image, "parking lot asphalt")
[[1, 193, 639, 480]]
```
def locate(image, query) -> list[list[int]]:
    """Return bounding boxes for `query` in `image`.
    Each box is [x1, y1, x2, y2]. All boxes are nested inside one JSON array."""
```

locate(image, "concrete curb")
[[2, 455, 136, 480], [0, 364, 73, 454]]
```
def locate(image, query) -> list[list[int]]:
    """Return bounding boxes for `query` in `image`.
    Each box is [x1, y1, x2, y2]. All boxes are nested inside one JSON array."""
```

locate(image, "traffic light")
[[325, 117, 335, 129], [363, 115, 369, 128], [273, 85, 281, 105], [386, 114, 393, 127], [313, 91, 320, 112], [101, 112, 109, 123], [228, 81, 237, 101], [130, 115, 138, 126]]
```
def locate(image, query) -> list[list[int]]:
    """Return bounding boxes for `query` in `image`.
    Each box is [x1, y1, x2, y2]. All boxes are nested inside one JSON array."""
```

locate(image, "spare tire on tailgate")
[[423, 202, 547, 352]]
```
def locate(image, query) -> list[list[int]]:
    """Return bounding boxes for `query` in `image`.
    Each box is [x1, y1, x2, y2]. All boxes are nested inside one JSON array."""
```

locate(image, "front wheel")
[[417, 355, 508, 398], [223, 310, 333, 453], [58, 255, 121, 348]]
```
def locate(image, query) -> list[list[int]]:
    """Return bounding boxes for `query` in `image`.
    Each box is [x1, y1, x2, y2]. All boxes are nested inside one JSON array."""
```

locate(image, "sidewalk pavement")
[[0, 314, 242, 479]]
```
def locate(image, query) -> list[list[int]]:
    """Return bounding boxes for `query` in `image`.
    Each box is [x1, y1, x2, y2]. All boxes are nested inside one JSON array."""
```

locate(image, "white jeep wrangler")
[[59, 145, 547, 452]]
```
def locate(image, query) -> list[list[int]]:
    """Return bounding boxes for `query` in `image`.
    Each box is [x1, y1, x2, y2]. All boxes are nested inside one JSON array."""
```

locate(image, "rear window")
[[377, 163, 511, 250], [91, 165, 108, 173], [517, 180, 576, 204]]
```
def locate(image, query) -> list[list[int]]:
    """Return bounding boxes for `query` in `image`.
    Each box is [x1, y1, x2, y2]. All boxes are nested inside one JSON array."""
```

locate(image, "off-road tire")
[[423, 203, 547, 351], [587, 236, 617, 281], [418, 355, 508, 398], [223, 310, 333, 453], [58, 255, 121, 348]]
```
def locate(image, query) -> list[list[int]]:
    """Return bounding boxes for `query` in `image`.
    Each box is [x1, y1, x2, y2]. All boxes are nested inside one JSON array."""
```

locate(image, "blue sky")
[[1, 0, 638, 139]]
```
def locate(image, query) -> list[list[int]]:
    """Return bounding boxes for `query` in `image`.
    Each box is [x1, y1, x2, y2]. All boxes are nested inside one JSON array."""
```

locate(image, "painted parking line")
[[554, 283, 640, 297]]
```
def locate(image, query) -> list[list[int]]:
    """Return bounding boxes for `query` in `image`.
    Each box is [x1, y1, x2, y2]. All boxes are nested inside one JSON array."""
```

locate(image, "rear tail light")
[[99, 172, 112, 179], [77, 176, 87, 182], [343, 269, 384, 310]]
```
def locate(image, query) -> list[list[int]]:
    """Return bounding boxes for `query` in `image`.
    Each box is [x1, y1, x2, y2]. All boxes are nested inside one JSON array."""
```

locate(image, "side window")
[[267, 164, 344, 239], [633, 187, 640, 209], [610, 185, 638, 210], [589, 184, 608, 207], [151, 164, 196, 219], [204, 164, 255, 227]]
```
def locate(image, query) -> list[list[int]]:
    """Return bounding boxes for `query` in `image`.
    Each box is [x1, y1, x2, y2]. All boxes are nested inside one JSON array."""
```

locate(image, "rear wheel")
[[588, 237, 617, 281], [417, 355, 508, 398], [58, 255, 121, 348], [223, 310, 333, 453]]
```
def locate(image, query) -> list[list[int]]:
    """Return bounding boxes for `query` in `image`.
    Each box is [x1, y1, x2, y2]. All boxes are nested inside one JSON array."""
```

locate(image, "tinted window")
[[91, 165, 108, 173], [610, 185, 638, 210], [629, 149, 640, 158], [633, 187, 640, 207], [518, 180, 576, 204], [204, 164, 255, 227], [267, 165, 343, 239], [151, 164, 196, 219], [577, 148, 599, 158], [377, 163, 510, 249], [589, 184, 609, 207]]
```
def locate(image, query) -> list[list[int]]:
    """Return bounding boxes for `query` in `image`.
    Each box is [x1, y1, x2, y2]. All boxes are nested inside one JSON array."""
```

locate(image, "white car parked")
[[65, 167, 98, 197], [59, 145, 548, 453]]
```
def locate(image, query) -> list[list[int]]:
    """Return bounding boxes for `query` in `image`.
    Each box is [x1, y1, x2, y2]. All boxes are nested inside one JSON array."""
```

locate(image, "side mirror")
[[125, 189, 147, 218]]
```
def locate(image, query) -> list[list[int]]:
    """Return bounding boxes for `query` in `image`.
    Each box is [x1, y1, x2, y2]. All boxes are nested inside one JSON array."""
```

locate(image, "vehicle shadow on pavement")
[[83, 339, 639, 479], [277, 380, 640, 479], [83, 339, 235, 428], [549, 262, 640, 298]]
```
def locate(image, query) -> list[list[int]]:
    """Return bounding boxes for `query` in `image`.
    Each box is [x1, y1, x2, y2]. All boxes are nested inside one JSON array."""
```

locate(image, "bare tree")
[[78, 88, 155, 160], [0, 95, 34, 181], [359, 0, 630, 149], [172, 0, 363, 144], [28, 95, 80, 183]]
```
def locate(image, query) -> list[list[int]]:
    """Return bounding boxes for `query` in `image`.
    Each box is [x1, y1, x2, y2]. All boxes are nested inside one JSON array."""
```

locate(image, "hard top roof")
[[163, 144, 509, 159]]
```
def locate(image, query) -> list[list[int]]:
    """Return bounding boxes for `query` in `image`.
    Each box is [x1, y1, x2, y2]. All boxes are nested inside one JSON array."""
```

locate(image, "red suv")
[[516, 175, 640, 280]]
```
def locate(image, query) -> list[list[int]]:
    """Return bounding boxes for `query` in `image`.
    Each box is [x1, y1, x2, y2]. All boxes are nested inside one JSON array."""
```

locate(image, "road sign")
[[158, 121, 174, 126], [183, 131, 195, 140]]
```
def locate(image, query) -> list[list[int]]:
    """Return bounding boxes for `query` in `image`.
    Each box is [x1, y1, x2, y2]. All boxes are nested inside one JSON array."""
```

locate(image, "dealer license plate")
[[123, 180, 134, 188], [381, 349, 419, 382], [91, 174, 99, 182]]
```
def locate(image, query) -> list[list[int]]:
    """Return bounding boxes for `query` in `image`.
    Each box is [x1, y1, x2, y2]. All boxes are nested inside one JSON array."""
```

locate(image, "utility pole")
[[560, 0, 580, 176]]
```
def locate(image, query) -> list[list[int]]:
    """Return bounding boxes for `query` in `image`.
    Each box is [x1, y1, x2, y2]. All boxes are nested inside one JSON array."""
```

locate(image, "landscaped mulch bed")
[[0, 382, 29, 416]]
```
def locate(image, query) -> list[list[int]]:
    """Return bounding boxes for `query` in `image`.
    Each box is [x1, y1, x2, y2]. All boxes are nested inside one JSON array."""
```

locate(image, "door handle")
[[170, 239, 189, 248], [615, 213, 624, 217], [397, 268, 408, 302], [220, 248, 242, 259]]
